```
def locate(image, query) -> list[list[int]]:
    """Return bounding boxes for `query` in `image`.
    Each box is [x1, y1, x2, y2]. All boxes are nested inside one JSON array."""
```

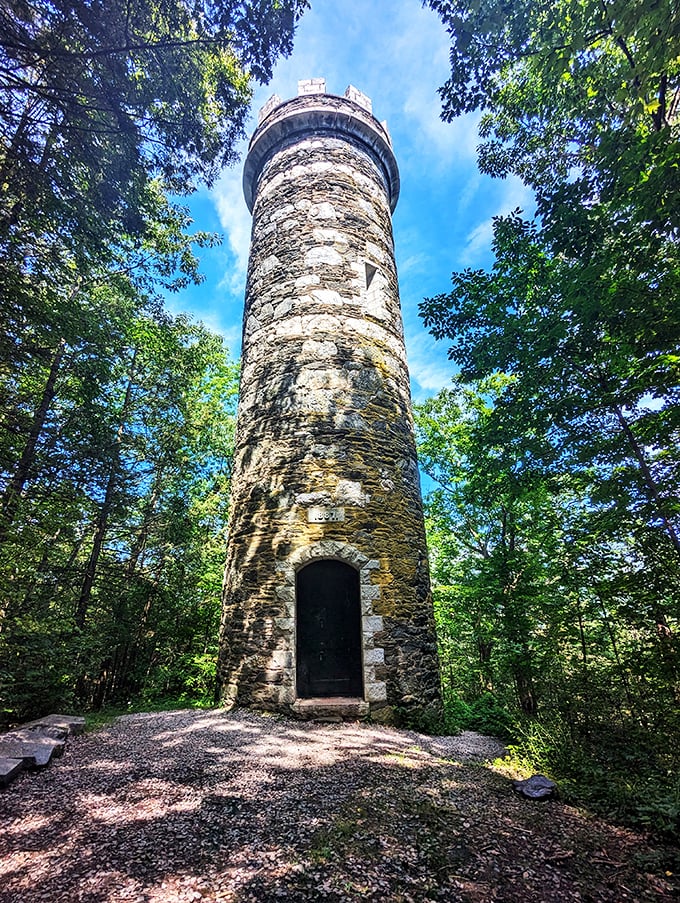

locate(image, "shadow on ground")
[[0, 709, 677, 902]]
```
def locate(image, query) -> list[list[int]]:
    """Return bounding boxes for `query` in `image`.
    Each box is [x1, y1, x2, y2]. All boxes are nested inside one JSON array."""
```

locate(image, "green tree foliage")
[[417, 380, 565, 720], [0, 0, 307, 256], [422, 212, 680, 581], [427, 0, 679, 222], [422, 0, 680, 831], [0, 0, 306, 719], [416, 384, 680, 834], [0, 284, 239, 718]]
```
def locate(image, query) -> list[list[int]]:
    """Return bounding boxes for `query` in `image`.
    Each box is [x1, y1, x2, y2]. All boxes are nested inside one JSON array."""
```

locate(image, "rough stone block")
[[291, 697, 369, 720], [305, 246, 342, 267], [274, 585, 295, 603], [361, 559, 381, 572], [366, 681, 388, 702], [24, 714, 86, 736], [344, 85, 372, 113], [274, 617, 294, 632], [309, 202, 337, 220], [269, 650, 293, 668], [363, 615, 384, 634], [363, 647, 385, 665], [0, 757, 24, 788], [258, 94, 281, 123], [0, 733, 64, 768], [362, 585, 381, 602], [298, 78, 327, 96]]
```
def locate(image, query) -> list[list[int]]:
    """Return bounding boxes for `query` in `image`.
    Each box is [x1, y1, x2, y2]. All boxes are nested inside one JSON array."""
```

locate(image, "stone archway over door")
[[296, 559, 363, 698]]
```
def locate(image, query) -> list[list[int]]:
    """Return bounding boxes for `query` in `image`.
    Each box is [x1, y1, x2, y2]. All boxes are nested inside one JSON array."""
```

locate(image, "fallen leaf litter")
[[0, 708, 676, 902]]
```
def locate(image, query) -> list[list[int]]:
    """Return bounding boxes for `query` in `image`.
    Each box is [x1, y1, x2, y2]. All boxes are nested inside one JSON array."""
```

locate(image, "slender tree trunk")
[[513, 653, 538, 716], [18, 527, 61, 615], [598, 597, 637, 717], [75, 464, 118, 629], [652, 605, 680, 703], [476, 633, 494, 692], [575, 593, 588, 670], [575, 592, 591, 733], [100, 471, 164, 696], [611, 403, 680, 562], [0, 107, 60, 231], [75, 349, 137, 629], [126, 472, 163, 577], [0, 338, 66, 539]]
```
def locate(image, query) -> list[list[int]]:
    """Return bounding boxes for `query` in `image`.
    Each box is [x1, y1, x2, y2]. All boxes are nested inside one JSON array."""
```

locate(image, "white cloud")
[[405, 328, 455, 398], [398, 251, 429, 277], [500, 174, 535, 216], [459, 175, 535, 265], [460, 218, 495, 267], [402, 95, 480, 168], [456, 170, 483, 216], [212, 156, 252, 298]]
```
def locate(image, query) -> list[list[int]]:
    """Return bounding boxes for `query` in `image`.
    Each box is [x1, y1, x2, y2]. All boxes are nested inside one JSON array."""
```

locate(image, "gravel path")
[[0, 709, 676, 902]]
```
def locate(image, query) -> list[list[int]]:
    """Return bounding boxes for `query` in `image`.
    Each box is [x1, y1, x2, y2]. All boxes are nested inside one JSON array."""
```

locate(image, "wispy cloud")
[[405, 328, 456, 398], [212, 155, 252, 298], [459, 176, 534, 266], [500, 175, 535, 216], [459, 219, 495, 267]]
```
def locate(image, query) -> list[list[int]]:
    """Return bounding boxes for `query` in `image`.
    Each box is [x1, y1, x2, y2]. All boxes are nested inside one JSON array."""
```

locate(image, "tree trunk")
[[126, 472, 163, 577], [598, 597, 638, 718], [611, 402, 680, 562], [74, 349, 137, 629], [0, 338, 66, 539]]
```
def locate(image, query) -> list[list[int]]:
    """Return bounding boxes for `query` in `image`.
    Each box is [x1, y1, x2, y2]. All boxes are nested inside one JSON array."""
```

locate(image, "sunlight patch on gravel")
[[0, 708, 675, 903]]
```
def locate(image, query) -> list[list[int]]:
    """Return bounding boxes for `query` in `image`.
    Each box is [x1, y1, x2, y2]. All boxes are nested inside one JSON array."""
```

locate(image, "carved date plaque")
[[307, 506, 345, 523]]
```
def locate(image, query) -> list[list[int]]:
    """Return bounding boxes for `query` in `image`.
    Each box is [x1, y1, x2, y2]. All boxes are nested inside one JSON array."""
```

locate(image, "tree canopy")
[[422, 0, 680, 620], [0, 0, 307, 267], [422, 0, 680, 833], [0, 0, 306, 719]]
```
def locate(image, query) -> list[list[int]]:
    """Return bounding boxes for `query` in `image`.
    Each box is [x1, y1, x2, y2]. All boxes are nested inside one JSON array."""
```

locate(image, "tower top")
[[243, 81, 399, 214]]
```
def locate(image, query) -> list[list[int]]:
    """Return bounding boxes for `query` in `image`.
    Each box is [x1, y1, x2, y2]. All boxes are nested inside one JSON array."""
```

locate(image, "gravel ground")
[[0, 708, 677, 902]]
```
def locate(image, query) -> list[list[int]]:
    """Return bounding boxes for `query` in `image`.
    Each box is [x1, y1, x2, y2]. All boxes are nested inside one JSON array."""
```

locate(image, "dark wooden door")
[[296, 560, 363, 698]]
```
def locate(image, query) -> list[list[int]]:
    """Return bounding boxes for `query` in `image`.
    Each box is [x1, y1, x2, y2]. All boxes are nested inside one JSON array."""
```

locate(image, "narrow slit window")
[[365, 262, 377, 290]]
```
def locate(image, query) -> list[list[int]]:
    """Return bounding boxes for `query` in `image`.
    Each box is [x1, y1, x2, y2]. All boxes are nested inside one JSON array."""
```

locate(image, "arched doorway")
[[296, 559, 363, 698]]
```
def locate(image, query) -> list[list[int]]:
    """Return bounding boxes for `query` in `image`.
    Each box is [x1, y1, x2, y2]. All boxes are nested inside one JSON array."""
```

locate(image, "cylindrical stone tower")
[[217, 79, 441, 722]]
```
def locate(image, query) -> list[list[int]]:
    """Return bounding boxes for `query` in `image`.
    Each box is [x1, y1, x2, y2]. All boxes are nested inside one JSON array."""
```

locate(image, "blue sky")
[[171, 0, 534, 401]]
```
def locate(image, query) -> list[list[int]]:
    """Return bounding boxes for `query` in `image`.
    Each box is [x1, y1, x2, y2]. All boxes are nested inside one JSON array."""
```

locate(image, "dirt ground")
[[0, 708, 677, 902]]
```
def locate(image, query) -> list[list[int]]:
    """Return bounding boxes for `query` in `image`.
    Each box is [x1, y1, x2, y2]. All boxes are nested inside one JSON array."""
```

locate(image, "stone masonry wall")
[[216, 89, 441, 721]]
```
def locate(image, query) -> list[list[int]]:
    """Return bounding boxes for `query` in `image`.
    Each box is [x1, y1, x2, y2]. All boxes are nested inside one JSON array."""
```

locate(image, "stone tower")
[[216, 79, 441, 722]]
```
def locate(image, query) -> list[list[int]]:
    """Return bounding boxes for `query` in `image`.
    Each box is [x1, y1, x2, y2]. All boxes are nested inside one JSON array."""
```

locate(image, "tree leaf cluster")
[[0, 0, 306, 718], [0, 279, 239, 718], [422, 0, 680, 832]]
